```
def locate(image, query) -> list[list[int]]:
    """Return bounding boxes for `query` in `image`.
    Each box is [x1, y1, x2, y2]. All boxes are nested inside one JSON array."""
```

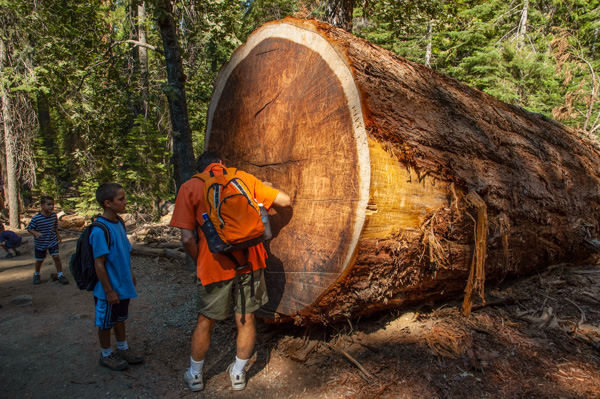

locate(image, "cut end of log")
[[205, 18, 600, 324], [206, 18, 371, 316]]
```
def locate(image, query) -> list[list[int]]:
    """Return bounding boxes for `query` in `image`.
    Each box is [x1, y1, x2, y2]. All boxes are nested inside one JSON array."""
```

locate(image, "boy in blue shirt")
[[26, 196, 68, 285], [91, 183, 143, 371], [0, 223, 22, 258]]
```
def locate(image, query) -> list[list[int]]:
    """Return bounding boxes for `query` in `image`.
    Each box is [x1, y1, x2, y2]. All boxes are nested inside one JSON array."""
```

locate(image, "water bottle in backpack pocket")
[[200, 213, 228, 253], [258, 203, 272, 241]]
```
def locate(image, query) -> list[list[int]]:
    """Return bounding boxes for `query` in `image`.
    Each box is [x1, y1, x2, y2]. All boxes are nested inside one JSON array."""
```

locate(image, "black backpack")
[[69, 217, 124, 291]]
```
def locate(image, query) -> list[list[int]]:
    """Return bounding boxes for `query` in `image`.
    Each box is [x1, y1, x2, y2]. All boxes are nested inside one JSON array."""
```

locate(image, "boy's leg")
[[51, 254, 63, 273], [32, 259, 43, 284], [34, 260, 43, 273], [98, 327, 112, 350], [33, 248, 47, 284], [95, 297, 127, 371], [50, 246, 69, 284], [114, 321, 126, 342], [112, 303, 143, 364]]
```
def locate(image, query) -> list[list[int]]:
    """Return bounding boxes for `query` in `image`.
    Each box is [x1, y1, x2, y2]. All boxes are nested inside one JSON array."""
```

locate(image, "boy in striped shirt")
[[26, 196, 69, 285]]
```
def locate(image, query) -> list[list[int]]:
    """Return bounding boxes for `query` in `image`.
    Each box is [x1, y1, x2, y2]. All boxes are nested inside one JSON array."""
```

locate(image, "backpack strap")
[[224, 250, 254, 317], [116, 215, 126, 232], [90, 221, 111, 247], [193, 172, 210, 182]]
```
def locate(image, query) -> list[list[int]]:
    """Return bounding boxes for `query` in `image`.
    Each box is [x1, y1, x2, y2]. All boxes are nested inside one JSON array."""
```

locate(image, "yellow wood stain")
[[361, 139, 449, 238]]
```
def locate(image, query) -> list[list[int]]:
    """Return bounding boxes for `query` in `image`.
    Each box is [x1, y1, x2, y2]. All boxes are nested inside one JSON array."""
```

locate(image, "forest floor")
[[1, 226, 600, 398]]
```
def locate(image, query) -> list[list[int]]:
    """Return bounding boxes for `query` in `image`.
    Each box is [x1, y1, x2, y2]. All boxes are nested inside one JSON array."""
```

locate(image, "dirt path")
[[1, 230, 600, 398]]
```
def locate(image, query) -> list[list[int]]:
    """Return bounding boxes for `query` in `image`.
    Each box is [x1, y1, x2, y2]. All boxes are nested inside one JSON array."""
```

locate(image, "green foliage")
[[358, 0, 599, 134], [4, 0, 600, 219]]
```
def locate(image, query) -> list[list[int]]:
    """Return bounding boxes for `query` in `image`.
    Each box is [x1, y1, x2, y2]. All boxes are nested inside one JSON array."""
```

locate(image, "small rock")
[[11, 295, 33, 306]]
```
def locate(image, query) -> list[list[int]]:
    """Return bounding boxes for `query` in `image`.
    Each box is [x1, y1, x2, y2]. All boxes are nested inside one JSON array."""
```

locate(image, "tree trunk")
[[324, 0, 354, 32], [155, 0, 195, 190], [0, 38, 19, 228], [516, 0, 529, 51], [205, 18, 600, 324], [138, 0, 149, 109], [425, 22, 432, 67]]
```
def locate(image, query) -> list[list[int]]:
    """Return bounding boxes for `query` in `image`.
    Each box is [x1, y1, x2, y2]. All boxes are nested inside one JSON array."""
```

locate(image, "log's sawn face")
[[206, 25, 370, 316], [207, 18, 600, 324]]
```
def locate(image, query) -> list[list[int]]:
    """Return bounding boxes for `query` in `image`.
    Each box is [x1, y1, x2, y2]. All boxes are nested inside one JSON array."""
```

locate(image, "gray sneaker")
[[99, 353, 127, 371], [32, 274, 41, 285], [57, 275, 69, 285], [227, 362, 246, 391], [117, 348, 143, 364], [184, 369, 204, 391]]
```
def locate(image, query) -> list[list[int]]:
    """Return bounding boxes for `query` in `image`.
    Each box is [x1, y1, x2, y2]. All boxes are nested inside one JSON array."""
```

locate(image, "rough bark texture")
[[324, 0, 354, 32], [155, 0, 195, 190], [0, 38, 19, 228], [205, 18, 600, 324]]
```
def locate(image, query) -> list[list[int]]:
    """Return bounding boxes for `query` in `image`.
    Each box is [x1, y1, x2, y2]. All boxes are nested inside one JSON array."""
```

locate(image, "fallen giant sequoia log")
[[204, 18, 600, 324]]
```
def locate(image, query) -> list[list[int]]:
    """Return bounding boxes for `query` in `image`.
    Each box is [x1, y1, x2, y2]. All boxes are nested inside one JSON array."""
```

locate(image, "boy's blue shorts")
[[95, 297, 130, 330], [34, 244, 59, 261]]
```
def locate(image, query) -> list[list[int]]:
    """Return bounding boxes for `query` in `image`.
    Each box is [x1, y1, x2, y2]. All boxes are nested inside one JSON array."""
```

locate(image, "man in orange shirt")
[[170, 151, 291, 392]]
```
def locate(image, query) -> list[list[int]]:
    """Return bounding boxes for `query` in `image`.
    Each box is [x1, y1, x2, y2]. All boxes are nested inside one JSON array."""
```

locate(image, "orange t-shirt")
[[170, 163, 279, 285]]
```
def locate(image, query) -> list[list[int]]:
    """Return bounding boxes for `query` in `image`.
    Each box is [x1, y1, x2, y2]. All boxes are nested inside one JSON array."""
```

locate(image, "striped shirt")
[[27, 212, 59, 250]]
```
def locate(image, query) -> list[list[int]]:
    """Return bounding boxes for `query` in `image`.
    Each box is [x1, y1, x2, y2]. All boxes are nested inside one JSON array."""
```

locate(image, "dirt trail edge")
[[1, 230, 599, 398]]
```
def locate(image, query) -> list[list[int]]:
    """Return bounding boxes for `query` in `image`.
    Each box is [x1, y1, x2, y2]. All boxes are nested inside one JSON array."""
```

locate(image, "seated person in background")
[[0, 223, 22, 258]]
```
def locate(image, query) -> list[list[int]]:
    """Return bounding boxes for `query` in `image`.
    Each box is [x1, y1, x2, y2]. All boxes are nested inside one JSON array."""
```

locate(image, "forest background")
[[1, 0, 599, 227]]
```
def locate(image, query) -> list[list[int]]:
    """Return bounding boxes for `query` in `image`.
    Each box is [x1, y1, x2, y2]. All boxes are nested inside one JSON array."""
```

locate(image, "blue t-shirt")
[[89, 216, 137, 300]]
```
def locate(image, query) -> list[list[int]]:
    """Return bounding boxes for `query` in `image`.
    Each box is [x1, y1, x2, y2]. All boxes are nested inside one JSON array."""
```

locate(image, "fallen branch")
[[131, 245, 185, 261], [582, 292, 600, 303], [146, 242, 182, 250], [564, 298, 586, 328], [325, 343, 373, 379], [471, 297, 515, 312]]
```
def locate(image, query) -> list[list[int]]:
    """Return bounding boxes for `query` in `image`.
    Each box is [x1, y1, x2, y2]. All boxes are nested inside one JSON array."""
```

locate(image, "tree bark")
[[325, 0, 354, 32], [155, 0, 195, 190], [425, 22, 432, 67], [0, 38, 20, 228], [205, 18, 600, 324], [138, 1, 149, 107], [516, 0, 529, 51]]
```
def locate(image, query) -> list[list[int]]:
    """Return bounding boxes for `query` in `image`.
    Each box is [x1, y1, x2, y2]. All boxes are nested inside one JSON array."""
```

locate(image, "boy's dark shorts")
[[34, 244, 59, 261], [95, 297, 131, 330], [197, 268, 268, 320]]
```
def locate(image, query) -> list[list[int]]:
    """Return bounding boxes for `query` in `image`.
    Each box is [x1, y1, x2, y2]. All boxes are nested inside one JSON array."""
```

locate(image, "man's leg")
[[234, 312, 256, 360], [184, 314, 215, 391], [227, 311, 256, 391], [191, 313, 216, 361]]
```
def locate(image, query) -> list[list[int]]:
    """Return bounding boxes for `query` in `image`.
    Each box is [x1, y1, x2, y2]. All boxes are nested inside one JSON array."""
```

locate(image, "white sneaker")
[[184, 369, 204, 391], [227, 362, 246, 391]]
